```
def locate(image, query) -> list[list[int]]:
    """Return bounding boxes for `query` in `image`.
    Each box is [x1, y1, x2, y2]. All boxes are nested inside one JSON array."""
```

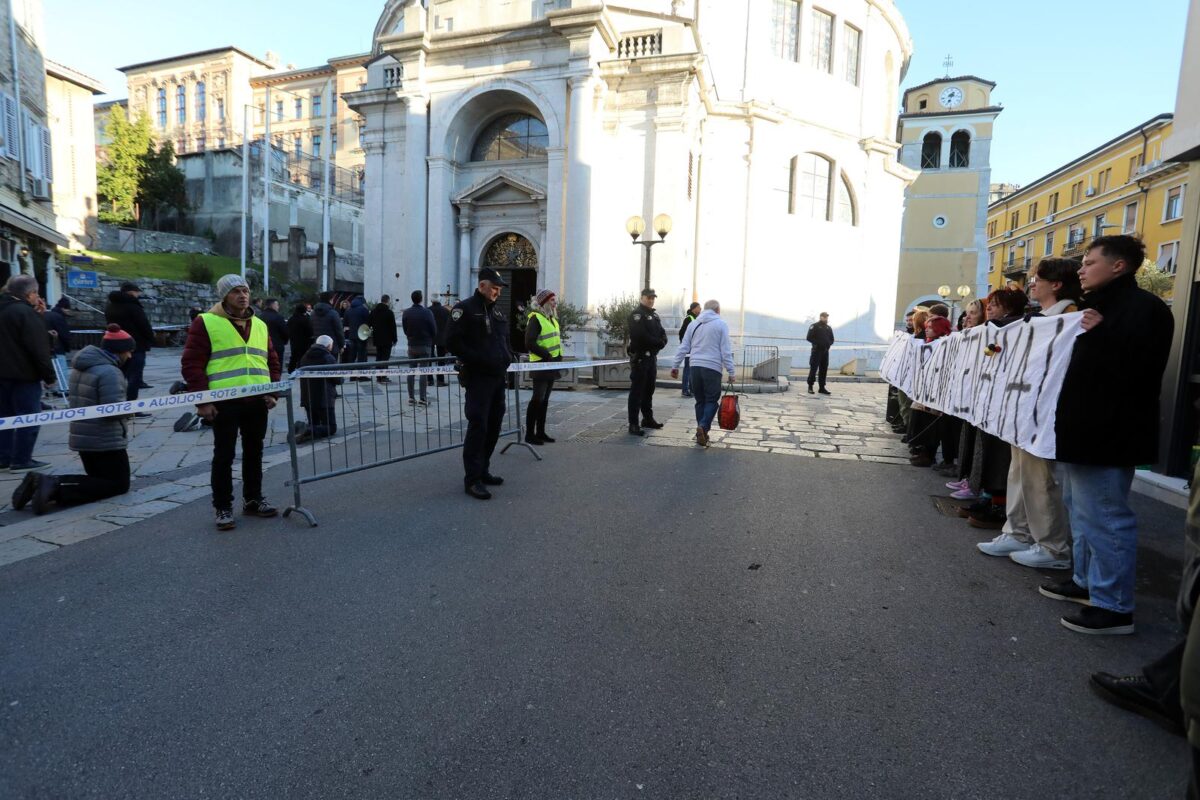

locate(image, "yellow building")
[[895, 75, 1002, 320], [985, 114, 1186, 293]]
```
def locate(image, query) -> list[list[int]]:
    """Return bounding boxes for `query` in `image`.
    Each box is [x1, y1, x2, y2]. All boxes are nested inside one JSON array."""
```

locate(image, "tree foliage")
[[95, 108, 188, 228], [96, 108, 152, 224], [596, 294, 640, 344], [1136, 260, 1175, 299]]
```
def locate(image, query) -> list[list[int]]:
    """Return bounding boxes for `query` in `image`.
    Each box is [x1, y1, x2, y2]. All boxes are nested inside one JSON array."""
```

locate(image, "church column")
[[457, 203, 474, 302], [361, 137, 388, 302], [401, 95, 429, 302], [544, 145, 566, 299], [426, 155, 454, 298], [564, 73, 592, 309]]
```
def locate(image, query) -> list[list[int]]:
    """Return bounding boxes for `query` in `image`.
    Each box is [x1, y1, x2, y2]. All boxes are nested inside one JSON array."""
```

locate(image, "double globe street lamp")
[[626, 213, 673, 292], [938, 283, 974, 318]]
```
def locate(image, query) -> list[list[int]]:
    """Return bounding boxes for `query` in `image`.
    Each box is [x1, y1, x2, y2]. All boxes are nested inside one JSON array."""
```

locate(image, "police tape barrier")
[[0, 360, 629, 431]]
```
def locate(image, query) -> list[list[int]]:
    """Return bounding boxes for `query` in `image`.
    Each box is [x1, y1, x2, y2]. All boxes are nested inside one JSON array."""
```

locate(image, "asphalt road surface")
[[0, 440, 1190, 799]]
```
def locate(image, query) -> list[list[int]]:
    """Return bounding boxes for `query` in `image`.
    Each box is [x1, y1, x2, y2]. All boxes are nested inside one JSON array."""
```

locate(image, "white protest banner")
[[879, 331, 918, 395], [885, 313, 1084, 460]]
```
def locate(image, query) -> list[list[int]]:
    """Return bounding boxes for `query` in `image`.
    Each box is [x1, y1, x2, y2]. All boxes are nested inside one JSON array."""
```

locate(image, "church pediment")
[[453, 171, 547, 207]]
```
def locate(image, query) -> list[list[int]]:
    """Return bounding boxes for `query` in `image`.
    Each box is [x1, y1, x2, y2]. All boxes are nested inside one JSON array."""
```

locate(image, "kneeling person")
[[12, 325, 136, 514], [296, 335, 342, 442]]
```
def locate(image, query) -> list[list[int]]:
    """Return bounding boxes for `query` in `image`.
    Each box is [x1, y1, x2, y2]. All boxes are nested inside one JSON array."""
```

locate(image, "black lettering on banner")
[[1029, 316, 1064, 442], [998, 323, 1035, 446]]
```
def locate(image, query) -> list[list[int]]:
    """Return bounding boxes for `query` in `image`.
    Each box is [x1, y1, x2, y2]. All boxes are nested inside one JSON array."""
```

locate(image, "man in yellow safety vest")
[[181, 274, 282, 531], [524, 289, 562, 445]]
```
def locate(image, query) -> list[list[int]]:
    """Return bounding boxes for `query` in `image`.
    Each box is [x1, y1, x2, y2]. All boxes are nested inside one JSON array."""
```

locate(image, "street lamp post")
[[626, 213, 672, 292], [937, 284, 974, 319]]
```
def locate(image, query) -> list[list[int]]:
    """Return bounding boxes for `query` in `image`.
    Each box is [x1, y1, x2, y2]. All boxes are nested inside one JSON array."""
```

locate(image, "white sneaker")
[[1009, 544, 1071, 570], [976, 533, 1031, 557]]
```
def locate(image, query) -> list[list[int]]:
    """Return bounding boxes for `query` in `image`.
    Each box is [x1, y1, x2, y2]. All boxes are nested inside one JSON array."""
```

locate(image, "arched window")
[[950, 131, 971, 168], [470, 114, 549, 161], [836, 173, 857, 225], [921, 132, 941, 169], [797, 153, 832, 220]]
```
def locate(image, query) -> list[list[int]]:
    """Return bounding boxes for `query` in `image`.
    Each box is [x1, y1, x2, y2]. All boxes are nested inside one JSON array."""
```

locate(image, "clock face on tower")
[[939, 86, 964, 109]]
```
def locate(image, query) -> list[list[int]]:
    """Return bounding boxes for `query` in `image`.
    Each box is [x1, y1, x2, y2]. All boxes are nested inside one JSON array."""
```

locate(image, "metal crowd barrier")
[[741, 344, 783, 381], [282, 356, 538, 527]]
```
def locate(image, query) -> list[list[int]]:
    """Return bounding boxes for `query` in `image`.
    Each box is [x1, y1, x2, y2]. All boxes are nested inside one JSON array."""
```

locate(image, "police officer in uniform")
[[627, 288, 668, 436], [447, 268, 514, 499]]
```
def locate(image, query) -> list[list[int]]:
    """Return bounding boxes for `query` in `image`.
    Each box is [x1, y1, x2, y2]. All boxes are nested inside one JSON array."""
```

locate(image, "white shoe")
[[977, 533, 1031, 557], [1009, 544, 1071, 570]]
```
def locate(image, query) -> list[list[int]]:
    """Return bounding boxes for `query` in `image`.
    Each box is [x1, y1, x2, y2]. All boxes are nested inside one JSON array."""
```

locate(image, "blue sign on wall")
[[66, 270, 98, 289], [69, 254, 93, 265]]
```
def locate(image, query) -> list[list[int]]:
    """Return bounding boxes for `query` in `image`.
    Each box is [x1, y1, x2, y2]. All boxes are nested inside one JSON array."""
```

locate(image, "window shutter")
[[40, 125, 52, 183], [5, 96, 19, 161]]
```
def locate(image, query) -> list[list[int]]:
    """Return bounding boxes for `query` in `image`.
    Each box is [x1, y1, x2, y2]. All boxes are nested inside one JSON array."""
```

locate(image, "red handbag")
[[718, 385, 741, 431]]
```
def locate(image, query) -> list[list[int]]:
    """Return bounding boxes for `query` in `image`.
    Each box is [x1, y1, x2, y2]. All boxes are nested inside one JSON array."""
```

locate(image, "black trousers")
[[908, 410, 942, 454], [125, 350, 147, 401], [885, 386, 899, 423], [211, 401, 268, 510], [526, 375, 556, 436], [808, 347, 830, 388], [55, 450, 131, 506], [434, 345, 448, 384], [374, 343, 393, 364], [940, 416, 962, 464], [462, 375, 506, 487], [304, 404, 337, 439], [628, 355, 658, 425]]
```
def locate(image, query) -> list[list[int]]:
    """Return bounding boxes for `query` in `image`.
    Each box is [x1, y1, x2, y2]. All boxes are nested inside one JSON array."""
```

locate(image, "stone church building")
[[347, 0, 914, 354]]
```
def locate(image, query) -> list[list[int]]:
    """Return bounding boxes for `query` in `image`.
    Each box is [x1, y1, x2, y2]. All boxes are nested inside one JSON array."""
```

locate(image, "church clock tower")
[[894, 71, 1002, 321]]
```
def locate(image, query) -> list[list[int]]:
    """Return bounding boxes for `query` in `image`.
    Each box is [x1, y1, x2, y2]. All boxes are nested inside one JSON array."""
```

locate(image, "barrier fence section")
[[741, 344, 781, 381], [282, 357, 533, 527]]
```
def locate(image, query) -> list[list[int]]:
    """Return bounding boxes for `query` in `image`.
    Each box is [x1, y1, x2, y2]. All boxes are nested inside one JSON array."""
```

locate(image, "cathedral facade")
[[347, 0, 914, 354]]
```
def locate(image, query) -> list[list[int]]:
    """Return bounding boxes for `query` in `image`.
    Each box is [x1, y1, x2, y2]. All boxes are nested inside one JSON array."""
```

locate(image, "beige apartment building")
[[45, 60, 103, 250]]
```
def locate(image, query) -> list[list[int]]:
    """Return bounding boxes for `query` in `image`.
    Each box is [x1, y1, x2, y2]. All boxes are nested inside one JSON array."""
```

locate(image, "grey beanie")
[[216, 274, 249, 300]]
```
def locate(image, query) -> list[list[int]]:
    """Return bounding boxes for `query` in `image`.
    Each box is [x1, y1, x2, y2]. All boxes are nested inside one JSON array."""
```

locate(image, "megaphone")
[[357, 324, 372, 341]]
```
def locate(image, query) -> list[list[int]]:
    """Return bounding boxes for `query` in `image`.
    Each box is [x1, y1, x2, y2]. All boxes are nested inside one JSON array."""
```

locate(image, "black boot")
[[537, 395, 554, 442], [525, 400, 541, 444]]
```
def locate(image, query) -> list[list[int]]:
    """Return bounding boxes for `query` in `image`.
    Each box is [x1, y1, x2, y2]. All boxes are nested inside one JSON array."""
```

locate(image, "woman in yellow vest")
[[524, 289, 562, 445]]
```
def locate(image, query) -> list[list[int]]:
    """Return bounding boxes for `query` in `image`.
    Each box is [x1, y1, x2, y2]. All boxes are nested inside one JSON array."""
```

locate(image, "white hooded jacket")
[[672, 308, 735, 377]]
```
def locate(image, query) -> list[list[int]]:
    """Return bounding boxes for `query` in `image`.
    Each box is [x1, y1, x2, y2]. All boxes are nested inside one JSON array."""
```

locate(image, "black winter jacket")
[[446, 290, 512, 379], [259, 308, 289, 358], [806, 321, 835, 350], [367, 303, 397, 348], [44, 307, 71, 354], [431, 303, 451, 348], [310, 302, 345, 352], [286, 311, 314, 371], [1054, 273, 1175, 466], [297, 344, 342, 409], [104, 291, 155, 351], [0, 293, 55, 383]]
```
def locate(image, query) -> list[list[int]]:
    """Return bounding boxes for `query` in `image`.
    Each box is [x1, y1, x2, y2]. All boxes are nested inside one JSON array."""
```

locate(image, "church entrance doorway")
[[483, 233, 539, 353]]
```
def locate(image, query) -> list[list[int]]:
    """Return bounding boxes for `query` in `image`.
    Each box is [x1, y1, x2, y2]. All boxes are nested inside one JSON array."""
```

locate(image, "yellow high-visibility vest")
[[200, 313, 271, 388], [527, 311, 562, 362]]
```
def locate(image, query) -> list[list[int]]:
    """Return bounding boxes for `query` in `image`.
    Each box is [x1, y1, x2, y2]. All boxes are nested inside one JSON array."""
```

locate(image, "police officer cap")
[[641, 288, 657, 298], [478, 267, 508, 286]]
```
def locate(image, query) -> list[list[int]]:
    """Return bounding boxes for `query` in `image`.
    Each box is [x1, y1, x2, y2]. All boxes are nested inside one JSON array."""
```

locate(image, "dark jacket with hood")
[[345, 297, 370, 337], [367, 302, 397, 349], [0, 292, 55, 383], [297, 343, 341, 409], [446, 290, 512, 379], [1054, 272, 1174, 466], [310, 302, 344, 352], [44, 306, 71, 354], [402, 302, 437, 349], [259, 306, 289, 359], [68, 345, 128, 452], [104, 291, 155, 352], [431, 302, 451, 349]]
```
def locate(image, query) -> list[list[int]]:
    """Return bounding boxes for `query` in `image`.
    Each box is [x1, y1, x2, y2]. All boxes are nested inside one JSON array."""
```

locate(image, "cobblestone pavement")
[[0, 349, 899, 566]]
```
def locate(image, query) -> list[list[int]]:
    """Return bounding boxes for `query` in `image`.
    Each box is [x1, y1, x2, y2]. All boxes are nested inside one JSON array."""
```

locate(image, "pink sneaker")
[[950, 487, 979, 500], [945, 478, 968, 491]]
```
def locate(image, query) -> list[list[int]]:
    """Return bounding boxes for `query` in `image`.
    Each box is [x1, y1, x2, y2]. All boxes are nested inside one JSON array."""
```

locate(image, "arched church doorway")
[[483, 232, 538, 353]]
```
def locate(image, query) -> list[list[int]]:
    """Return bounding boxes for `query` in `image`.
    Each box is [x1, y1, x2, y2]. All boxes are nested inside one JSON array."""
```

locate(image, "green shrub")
[[184, 254, 213, 284], [596, 294, 640, 345]]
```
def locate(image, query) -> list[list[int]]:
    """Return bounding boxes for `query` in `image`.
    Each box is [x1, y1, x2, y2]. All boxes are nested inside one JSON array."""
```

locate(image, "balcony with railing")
[[1062, 239, 1088, 258], [617, 30, 663, 59], [1003, 257, 1032, 277]]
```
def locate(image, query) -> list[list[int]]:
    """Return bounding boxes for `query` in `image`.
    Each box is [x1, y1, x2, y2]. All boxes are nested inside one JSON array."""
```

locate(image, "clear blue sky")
[[46, 0, 1190, 187]]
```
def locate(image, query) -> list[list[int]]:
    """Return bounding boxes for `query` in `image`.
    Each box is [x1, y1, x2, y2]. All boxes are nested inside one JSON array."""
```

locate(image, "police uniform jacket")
[[447, 290, 513, 379], [628, 306, 667, 358], [806, 321, 834, 350]]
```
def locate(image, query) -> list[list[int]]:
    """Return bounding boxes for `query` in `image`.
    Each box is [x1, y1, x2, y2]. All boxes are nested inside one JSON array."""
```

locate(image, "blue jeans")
[[690, 366, 722, 431], [681, 358, 692, 396], [0, 379, 44, 467], [1060, 463, 1138, 613]]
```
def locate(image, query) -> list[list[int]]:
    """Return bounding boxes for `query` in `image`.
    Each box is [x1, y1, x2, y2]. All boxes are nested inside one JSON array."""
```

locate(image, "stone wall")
[[95, 224, 217, 255], [65, 273, 217, 328]]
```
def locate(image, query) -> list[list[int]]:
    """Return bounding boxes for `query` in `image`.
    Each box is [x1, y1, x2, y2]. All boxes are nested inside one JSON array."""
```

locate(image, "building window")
[[1068, 224, 1085, 247], [1029, 201, 1038, 222], [176, 85, 186, 125], [312, 94, 322, 117], [1070, 181, 1083, 206], [1165, 184, 1186, 221], [1159, 241, 1180, 274], [1007, 248, 1015, 267], [770, 0, 801, 62], [275, 100, 283, 121], [843, 24, 861, 85], [1048, 192, 1059, 214], [797, 152, 832, 220], [1123, 201, 1138, 233], [293, 134, 301, 158], [312, 134, 321, 158], [1093, 213, 1107, 237], [196, 133, 206, 152], [1097, 167, 1111, 194], [949, 131, 970, 168], [835, 173, 856, 225], [1009, 211, 1019, 231], [1128, 153, 1144, 181], [987, 220, 997, 238], [295, 98, 303, 119], [810, 9, 833, 73], [470, 113, 549, 161], [218, 136, 225, 148], [1044, 229, 1055, 256], [195, 82, 206, 122], [989, 250, 996, 273], [918, 99, 927, 110], [920, 132, 941, 169], [217, 99, 225, 122], [157, 88, 167, 128]]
